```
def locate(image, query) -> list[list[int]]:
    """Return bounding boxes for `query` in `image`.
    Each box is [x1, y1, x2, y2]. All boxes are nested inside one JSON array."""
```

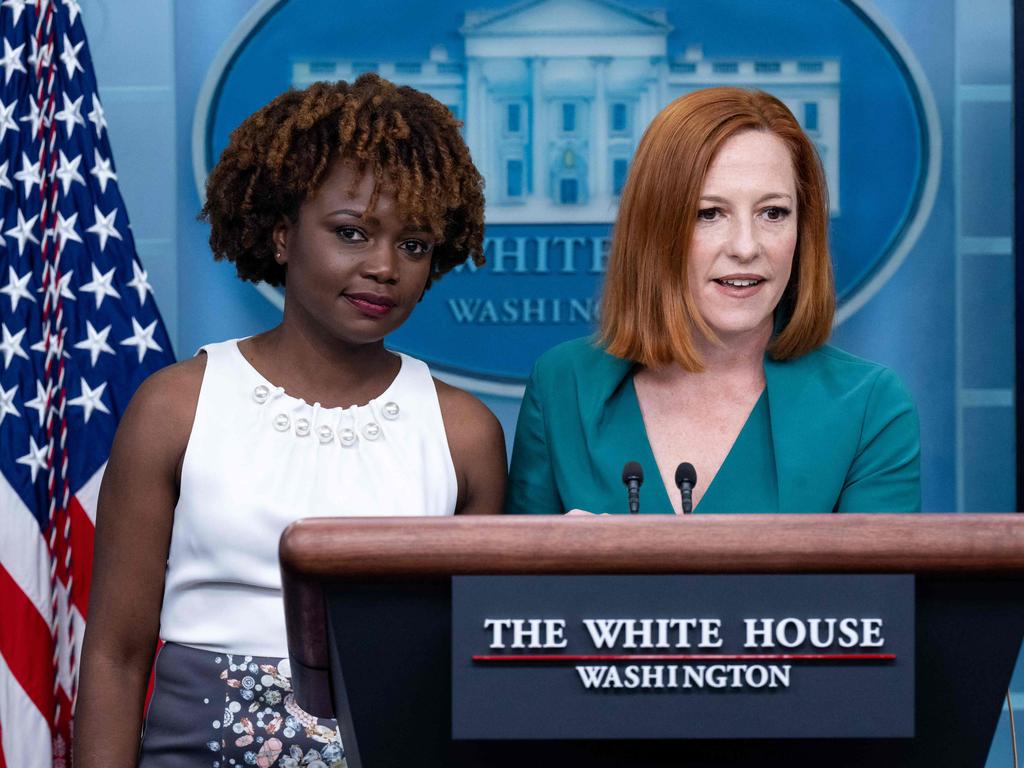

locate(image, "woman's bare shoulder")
[[117, 354, 207, 453], [433, 378, 503, 443], [131, 354, 205, 411], [434, 378, 507, 514]]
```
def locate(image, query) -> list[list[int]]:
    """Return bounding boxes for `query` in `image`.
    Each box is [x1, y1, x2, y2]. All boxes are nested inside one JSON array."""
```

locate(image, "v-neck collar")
[[621, 377, 768, 513], [588, 344, 788, 513]]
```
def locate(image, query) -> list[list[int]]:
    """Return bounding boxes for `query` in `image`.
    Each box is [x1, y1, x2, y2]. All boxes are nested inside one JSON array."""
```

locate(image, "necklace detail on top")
[[250, 383, 401, 447]]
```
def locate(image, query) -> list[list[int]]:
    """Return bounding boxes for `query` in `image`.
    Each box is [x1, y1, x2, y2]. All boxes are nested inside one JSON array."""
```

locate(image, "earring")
[[275, 252, 283, 263]]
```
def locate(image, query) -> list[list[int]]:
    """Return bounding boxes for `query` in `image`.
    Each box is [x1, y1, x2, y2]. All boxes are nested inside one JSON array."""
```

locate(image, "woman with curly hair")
[[74, 74, 506, 767]]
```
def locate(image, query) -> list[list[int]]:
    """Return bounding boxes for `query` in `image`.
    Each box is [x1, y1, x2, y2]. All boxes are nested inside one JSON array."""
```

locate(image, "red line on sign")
[[471, 653, 896, 662]]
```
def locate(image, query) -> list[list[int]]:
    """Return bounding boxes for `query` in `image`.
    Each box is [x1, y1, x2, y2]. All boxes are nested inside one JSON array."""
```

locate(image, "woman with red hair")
[[507, 87, 919, 515]]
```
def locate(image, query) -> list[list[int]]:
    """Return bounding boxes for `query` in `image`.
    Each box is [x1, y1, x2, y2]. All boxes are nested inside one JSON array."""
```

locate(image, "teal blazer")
[[506, 338, 921, 514]]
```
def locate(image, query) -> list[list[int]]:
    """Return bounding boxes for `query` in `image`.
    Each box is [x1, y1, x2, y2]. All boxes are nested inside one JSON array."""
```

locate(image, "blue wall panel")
[[964, 406, 1016, 511], [85, 0, 1012, 512], [962, 102, 1013, 238], [962, 252, 1015, 390], [78, 1, 1022, 501]]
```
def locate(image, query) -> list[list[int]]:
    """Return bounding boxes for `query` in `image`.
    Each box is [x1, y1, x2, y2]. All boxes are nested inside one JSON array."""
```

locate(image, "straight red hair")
[[601, 87, 835, 370]]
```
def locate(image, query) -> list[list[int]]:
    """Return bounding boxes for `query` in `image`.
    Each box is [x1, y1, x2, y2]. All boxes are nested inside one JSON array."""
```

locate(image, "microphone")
[[675, 462, 697, 514], [621, 461, 644, 514]]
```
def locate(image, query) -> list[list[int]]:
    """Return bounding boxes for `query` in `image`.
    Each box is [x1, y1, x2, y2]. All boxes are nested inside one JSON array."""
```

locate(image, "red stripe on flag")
[[67, 495, 95, 619], [0, 563, 55, 724]]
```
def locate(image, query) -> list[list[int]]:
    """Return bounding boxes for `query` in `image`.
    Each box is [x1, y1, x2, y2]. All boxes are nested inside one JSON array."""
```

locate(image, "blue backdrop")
[[81, 0, 1014, 513]]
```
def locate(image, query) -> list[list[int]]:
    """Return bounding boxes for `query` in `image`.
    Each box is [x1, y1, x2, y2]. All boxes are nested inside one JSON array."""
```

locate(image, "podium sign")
[[452, 574, 914, 739], [281, 515, 1024, 766]]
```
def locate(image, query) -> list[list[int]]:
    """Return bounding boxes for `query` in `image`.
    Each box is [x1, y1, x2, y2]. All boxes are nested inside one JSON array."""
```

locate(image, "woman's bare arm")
[[73, 356, 204, 767], [436, 380, 507, 515]]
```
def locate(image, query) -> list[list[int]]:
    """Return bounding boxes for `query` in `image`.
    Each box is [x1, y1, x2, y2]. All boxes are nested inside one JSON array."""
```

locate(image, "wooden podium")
[[280, 515, 1024, 767]]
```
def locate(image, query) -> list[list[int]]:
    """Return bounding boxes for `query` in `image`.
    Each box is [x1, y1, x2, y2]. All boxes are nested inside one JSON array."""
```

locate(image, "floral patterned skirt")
[[138, 642, 346, 768]]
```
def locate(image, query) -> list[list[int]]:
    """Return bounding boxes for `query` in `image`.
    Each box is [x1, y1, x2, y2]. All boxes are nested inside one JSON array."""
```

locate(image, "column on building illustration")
[[465, 59, 478, 171], [480, 69, 493, 195], [592, 57, 610, 203], [530, 57, 545, 203]]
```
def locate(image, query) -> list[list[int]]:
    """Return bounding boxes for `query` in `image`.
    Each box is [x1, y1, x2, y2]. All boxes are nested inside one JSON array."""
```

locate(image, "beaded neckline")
[[227, 340, 406, 446]]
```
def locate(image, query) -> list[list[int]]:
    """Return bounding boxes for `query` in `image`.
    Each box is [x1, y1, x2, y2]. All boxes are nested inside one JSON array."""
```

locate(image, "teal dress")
[[506, 338, 921, 515]]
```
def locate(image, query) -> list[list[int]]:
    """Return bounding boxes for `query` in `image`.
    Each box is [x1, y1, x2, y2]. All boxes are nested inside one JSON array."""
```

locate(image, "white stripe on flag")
[[0, 471, 52, 624], [0, 649, 52, 768], [75, 462, 106, 525]]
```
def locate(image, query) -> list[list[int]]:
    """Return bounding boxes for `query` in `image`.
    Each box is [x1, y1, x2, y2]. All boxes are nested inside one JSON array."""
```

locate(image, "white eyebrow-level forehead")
[[699, 192, 794, 205]]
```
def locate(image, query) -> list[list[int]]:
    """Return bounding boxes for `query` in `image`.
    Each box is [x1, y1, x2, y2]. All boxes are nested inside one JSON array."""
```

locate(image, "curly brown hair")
[[201, 73, 486, 288]]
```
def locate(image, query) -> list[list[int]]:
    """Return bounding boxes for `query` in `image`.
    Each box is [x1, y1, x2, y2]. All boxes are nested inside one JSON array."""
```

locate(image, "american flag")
[[0, 1, 175, 764]]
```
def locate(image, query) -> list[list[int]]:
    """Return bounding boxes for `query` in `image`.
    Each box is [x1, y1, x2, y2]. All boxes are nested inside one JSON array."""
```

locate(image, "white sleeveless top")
[[159, 339, 458, 657]]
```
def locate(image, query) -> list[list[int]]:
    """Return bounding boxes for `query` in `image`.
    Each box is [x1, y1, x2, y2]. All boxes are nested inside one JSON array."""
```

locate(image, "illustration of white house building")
[[292, 0, 840, 223]]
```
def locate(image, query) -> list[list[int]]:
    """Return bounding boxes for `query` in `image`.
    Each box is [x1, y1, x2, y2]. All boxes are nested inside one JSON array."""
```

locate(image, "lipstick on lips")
[[712, 273, 766, 298], [344, 292, 397, 318]]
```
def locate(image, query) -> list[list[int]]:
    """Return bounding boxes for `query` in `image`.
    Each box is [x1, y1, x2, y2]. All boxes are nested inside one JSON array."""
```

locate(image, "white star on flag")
[[54, 90, 84, 137], [0, 37, 26, 84], [23, 380, 51, 427], [61, 0, 81, 25], [59, 33, 84, 77], [90, 148, 116, 192], [14, 150, 40, 195], [54, 210, 83, 245], [16, 435, 49, 483], [86, 204, 122, 250], [126, 261, 152, 305], [56, 150, 85, 194], [73, 320, 115, 366], [1, 266, 35, 310], [0, 97, 19, 141], [0, 322, 29, 367], [79, 263, 121, 308], [69, 377, 111, 423], [1, 0, 28, 25], [19, 93, 45, 137], [5, 208, 39, 255], [0, 383, 19, 426], [120, 317, 163, 363], [0, 159, 11, 190], [87, 93, 106, 138]]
